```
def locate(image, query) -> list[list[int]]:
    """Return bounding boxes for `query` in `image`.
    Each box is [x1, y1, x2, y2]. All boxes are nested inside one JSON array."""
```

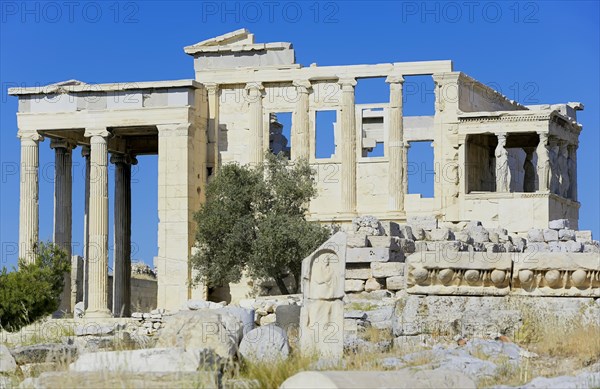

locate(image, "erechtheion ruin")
[[9, 29, 588, 317]]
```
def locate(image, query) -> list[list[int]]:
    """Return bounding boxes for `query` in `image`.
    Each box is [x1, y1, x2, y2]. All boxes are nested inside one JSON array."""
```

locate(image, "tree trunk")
[[275, 277, 290, 295]]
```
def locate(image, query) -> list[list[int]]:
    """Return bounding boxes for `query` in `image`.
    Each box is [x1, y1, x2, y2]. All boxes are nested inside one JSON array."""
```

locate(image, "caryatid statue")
[[495, 133, 511, 192]]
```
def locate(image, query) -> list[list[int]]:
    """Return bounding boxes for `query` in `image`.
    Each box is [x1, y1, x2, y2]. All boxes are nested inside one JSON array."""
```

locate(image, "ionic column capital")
[[110, 153, 138, 166], [18, 131, 44, 145], [203, 82, 219, 94], [337, 77, 357, 90], [245, 82, 264, 92], [385, 74, 405, 84], [292, 79, 312, 92], [50, 138, 76, 151], [84, 127, 111, 139]]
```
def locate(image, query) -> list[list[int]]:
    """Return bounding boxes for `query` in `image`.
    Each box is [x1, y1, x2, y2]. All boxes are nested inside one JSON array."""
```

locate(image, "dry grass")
[[233, 354, 316, 389]]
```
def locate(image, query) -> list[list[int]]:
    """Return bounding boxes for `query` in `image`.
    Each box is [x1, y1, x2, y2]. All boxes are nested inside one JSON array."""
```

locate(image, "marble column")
[[51, 139, 74, 314], [18, 132, 42, 265], [403, 141, 410, 194], [84, 128, 112, 318], [386, 75, 405, 212], [81, 146, 91, 308], [338, 77, 357, 214], [536, 132, 550, 192], [292, 79, 311, 160], [205, 83, 220, 174], [246, 82, 265, 166], [567, 143, 578, 201], [111, 154, 135, 317]]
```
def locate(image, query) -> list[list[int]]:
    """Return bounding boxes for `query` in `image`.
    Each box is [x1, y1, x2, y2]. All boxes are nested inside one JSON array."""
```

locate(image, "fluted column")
[[51, 139, 75, 314], [18, 131, 42, 265], [338, 77, 357, 214], [84, 128, 112, 318], [567, 143, 578, 201], [81, 146, 91, 308], [292, 80, 311, 160], [536, 132, 550, 192], [246, 82, 265, 166], [205, 83, 220, 173], [111, 154, 135, 317], [386, 75, 405, 212]]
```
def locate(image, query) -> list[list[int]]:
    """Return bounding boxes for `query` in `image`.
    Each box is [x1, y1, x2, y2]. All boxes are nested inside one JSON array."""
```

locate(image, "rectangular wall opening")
[[403, 75, 435, 116], [315, 110, 337, 159], [407, 141, 434, 197], [361, 107, 385, 157], [355, 77, 388, 104], [269, 112, 292, 159]]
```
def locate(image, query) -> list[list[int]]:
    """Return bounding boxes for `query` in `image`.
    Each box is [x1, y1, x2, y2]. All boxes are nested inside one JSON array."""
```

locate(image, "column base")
[[84, 308, 112, 319]]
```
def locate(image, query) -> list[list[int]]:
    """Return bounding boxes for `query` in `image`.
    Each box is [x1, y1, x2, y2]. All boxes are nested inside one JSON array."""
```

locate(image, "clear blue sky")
[[1, 1, 599, 270]]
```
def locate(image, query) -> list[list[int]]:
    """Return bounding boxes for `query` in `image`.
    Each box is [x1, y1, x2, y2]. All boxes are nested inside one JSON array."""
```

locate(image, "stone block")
[[259, 313, 276, 326], [368, 236, 398, 250], [398, 238, 416, 253], [414, 241, 428, 252], [345, 265, 372, 280], [365, 278, 383, 292], [10, 343, 77, 365], [371, 262, 404, 278], [345, 279, 365, 292], [527, 229, 544, 242], [411, 227, 426, 241], [543, 229, 559, 242], [548, 241, 561, 252], [510, 236, 526, 252], [469, 226, 490, 244], [398, 225, 415, 240], [512, 252, 599, 296], [583, 244, 600, 253], [549, 219, 570, 230], [347, 234, 368, 248], [559, 229, 576, 241], [405, 252, 512, 296], [560, 241, 583, 253], [380, 221, 400, 237], [280, 369, 475, 389], [275, 305, 301, 331], [426, 228, 454, 241], [346, 247, 402, 263], [488, 231, 500, 243], [386, 276, 405, 291], [576, 230, 593, 243], [455, 230, 472, 244], [407, 216, 437, 231], [0, 344, 17, 374], [352, 215, 384, 236]]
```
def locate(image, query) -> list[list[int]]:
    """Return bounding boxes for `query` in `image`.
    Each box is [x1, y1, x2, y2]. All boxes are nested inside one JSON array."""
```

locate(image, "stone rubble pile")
[[239, 295, 301, 327], [345, 216, 598, 296], [130, 308, 170, 336]]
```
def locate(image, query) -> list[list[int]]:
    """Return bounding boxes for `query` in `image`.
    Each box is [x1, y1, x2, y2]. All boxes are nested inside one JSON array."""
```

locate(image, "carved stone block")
[[405, 252, 512, 296], [512, 253, 600, 297]]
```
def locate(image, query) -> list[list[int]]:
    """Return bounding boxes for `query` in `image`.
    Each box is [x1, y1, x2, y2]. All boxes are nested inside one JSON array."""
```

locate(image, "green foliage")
[[0, 241, 70, 331], [192, 152, 330, 294]]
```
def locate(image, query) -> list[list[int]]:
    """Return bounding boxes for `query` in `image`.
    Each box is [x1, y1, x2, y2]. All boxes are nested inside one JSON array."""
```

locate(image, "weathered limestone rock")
[[186, 300, 225, 310], [70, 347, 202, 372], [259, 313, 276, 326], [352, 216, 384, 236], [408, 216, 438, 231], [559, 229, 576, 241], [527, 229, 544, 242], [346, 234, 368, 248], [549, 219, 570, 230], [238, 325, 289, 362], [398, 225, 415, 240], [345, 279, 365, 292], [10, 343, 77, 365], [576, 230, 593, 243], [427, 228, 454, 241], [0, 345, 17, 374], [397, 238, 416, 254], [543, 228, 559, 242], [364, 278, 383, 292], [214, 307, 255, 335], [371, 262, 404, 278], [300, 232, 346, 359], [524, 242, 550, 253], [280, 370, 475, 389], [386, 276, 405, 291], [405, 252, 512, 296], [512, 253, 599, 296], [455, 230, 472, 244], [368, 236, 398, 250], [469, 226, 490, 244], [560, 240, 583, 253], [345, 265, 372, 280], [155, 310, 240, 358], [379, 221, 400, 237]]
